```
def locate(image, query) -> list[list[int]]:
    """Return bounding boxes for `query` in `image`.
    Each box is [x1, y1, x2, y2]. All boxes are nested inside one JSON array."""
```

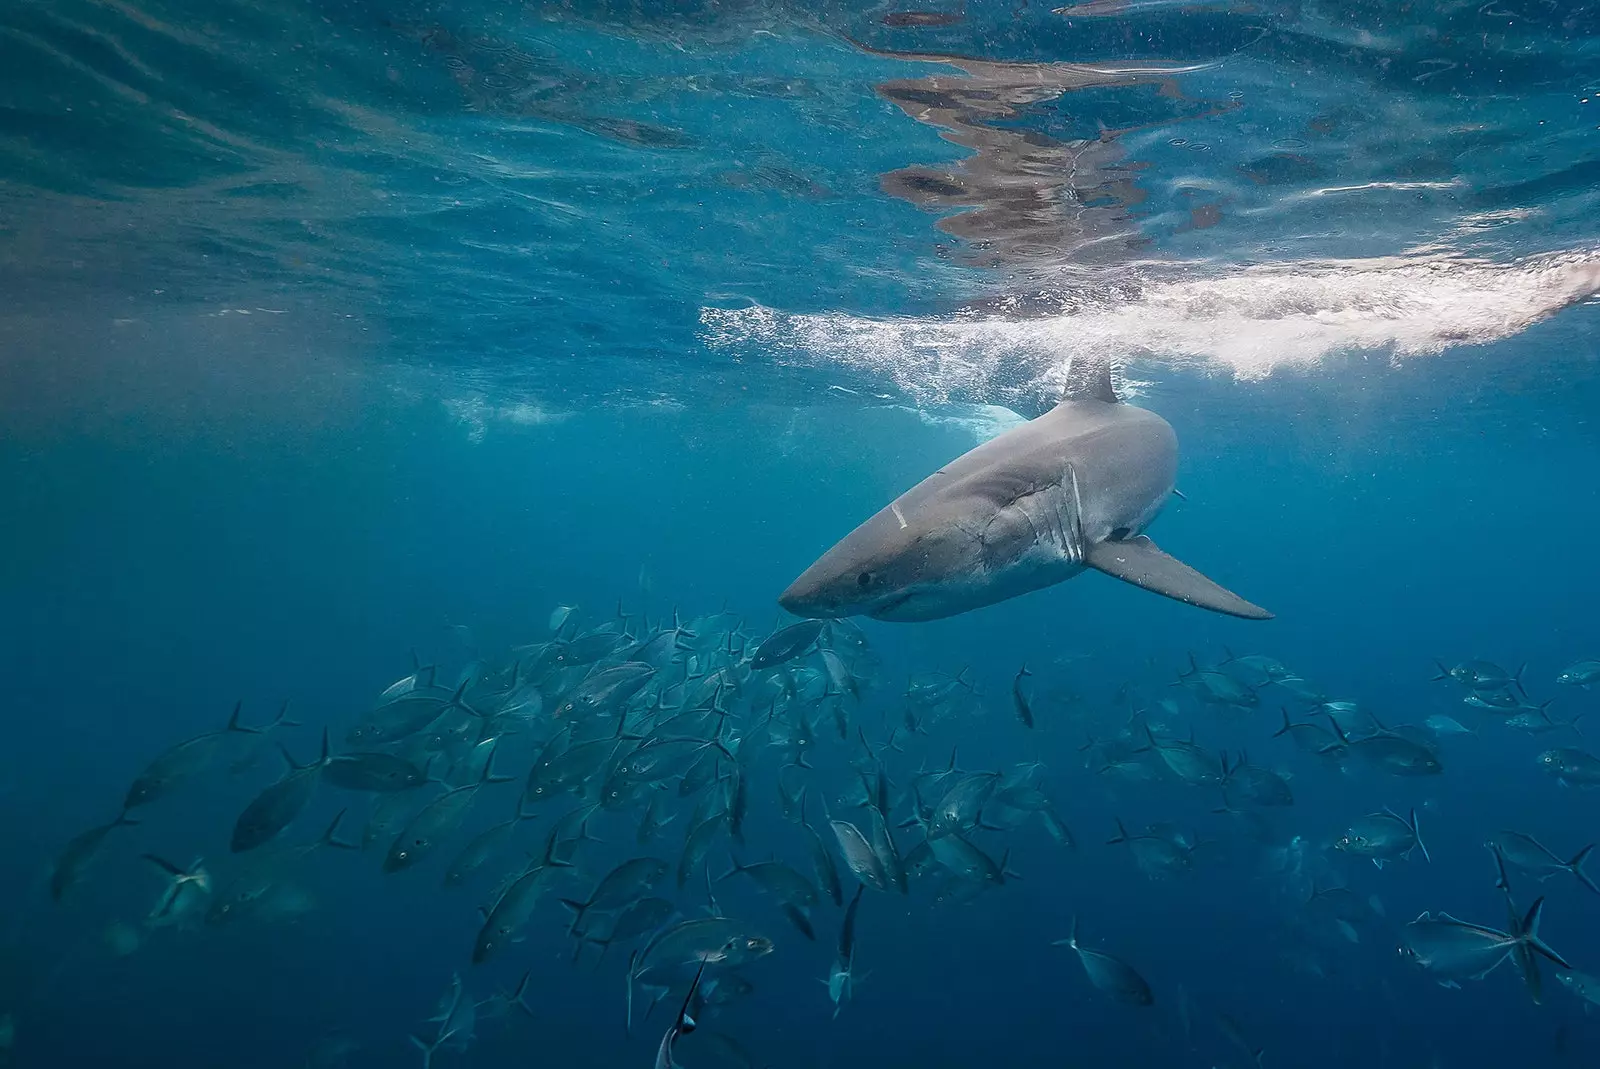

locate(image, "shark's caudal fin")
[[1085, 536, 1274, 620]]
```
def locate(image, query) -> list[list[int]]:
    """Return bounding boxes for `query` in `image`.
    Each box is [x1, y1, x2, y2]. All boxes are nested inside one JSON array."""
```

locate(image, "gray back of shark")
[[778, 362, 1272, 623]]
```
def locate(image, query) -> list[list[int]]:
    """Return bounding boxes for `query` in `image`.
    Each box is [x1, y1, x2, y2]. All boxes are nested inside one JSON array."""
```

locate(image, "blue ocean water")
[[3, 0, 1600, 1066]]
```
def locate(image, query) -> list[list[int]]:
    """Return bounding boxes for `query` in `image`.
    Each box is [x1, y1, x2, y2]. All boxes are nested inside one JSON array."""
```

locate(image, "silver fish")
[[231, 730, 331, 853], [1487, 831, 1598, 894], [1539, 747, 1600, 787], [1012, 665, 1034, 728], [750, 620, 825, 670], [51, 811, 138, 902], [1557, 660, 1600, 688], [828, 884, 865, 1019], [1336, 808, 1429, 869], [124, 701, 275, 809], [1053, 918, 1153, 1005], [828, 818, 886, 890], [474, 853, 567, 964], [562, 857, 670, 934]]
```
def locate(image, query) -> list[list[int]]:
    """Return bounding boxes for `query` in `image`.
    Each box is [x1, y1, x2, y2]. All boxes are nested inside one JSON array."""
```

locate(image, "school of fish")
[[41, 603, 1600, 1067]]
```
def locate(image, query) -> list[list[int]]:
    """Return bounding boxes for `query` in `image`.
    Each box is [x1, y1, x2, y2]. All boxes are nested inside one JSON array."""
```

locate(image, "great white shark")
[[778, 361, 1272, 623]]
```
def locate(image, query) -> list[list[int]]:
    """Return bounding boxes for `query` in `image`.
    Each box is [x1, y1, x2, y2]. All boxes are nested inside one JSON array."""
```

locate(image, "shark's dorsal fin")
[[1062, 359, 1119, 405]]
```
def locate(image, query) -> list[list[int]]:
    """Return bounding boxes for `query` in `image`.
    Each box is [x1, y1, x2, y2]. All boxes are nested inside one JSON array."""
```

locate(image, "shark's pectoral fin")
[[1084, 536, 1274, 621]]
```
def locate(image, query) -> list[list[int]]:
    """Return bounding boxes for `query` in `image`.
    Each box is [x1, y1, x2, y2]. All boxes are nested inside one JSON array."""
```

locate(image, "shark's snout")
[[777, 570, 843, 619]]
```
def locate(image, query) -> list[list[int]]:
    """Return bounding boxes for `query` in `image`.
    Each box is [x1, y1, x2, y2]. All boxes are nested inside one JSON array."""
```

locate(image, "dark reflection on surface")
[[397, 23, 698, 150], [871, 52, 1224, 269]]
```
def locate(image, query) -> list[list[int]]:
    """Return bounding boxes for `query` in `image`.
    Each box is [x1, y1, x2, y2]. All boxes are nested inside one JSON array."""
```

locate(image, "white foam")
[[700, 250, 1600, 401], [904, 403, 1029, 442], [443, 395, 572, 442]]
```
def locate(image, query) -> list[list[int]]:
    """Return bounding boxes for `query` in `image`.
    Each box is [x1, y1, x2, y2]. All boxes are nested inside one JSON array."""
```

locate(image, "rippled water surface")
[[3, 2, 1600, 1068]]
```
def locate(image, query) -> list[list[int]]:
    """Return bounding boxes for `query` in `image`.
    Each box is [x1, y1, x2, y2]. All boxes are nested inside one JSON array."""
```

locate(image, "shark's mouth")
[[865, 591, 917, 620]]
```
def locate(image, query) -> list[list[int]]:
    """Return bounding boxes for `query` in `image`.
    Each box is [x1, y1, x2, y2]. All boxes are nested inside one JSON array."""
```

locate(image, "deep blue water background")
[[4, 1, 1600, 1067]]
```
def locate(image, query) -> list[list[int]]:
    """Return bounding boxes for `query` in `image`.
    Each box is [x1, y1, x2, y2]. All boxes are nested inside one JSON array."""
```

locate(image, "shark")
[[778, 361, 1272, 623]]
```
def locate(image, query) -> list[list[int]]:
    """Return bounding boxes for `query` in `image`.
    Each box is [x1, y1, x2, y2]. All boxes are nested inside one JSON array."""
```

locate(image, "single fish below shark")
[[778, 361, 1272, 622]]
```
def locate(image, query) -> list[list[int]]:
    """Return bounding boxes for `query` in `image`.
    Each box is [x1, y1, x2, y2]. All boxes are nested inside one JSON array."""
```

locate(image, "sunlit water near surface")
[[4, 1, 1600, 1067]]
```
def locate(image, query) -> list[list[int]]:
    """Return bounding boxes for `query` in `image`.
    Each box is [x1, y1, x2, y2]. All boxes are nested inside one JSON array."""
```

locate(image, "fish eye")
[[857, 572, 872, 588]]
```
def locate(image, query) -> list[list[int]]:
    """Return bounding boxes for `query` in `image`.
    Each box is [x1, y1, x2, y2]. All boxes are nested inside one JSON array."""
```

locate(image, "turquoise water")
[[3, 1, 1600, 1067]]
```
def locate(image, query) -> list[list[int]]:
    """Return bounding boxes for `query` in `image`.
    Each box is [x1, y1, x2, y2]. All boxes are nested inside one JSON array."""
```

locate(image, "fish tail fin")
[[1528, 933, 1572, 972], [1272, 707, 1294, 738], [1491, 843, 1511, 891], [1107, 818, 1131, 845], [572, 808, 605, 849], [1569, 844, 1599, 895], [141, 853, 187, 878], [1000, 848, 1022, 882], [319, 808, 358, 850], [269, 699, 301, 730], [509, 970, 536, 1016], [1017, 663, 1032, 678], [1410, 808, 1430, 863], [226, 700, 261, 735], [1514, 662, 1529, 699], [558, 898, 588, 936], [625, 949, 638, 1035], [447, 679, 482, 719], [1518, 897, 1572, 968], [481, 743, 517, 785], [1429, 660, 1450, 682], [407, 1035, 435, 1069]]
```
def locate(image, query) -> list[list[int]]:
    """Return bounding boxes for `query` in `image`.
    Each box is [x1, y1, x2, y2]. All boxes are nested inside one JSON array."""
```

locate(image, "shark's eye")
[[857, 571, 872, 588]]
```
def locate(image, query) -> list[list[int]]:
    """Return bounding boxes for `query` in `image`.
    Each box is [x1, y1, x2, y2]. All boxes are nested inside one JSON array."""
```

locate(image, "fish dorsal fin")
[[1061, 358, 1119, 405]]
